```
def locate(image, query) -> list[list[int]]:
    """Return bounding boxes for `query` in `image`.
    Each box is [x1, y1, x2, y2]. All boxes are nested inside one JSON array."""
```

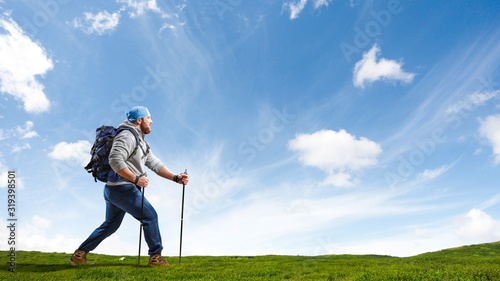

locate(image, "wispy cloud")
[[479, 114, 500, 164], [353, 44, 415, 88], [446, 90, 500, 115], [0, 121, 39, 141], [288, 129, 382, 187], [117, 0, 170, 18], [17, 121, 38, 139], [283, 0, 332, 20], [380, 29, 500, 155], [71, 0, 175, 36], [313, 0, 331, 9], [12, 143, 31, 153], [0, 14, 53, 113], [71, 10, 121, 35], [479, 193, 500, 210], [417, 165, 448, 181]]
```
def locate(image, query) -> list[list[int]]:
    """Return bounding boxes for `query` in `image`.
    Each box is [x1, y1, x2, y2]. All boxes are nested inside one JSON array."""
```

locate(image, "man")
[[69, 106, 189, 267]]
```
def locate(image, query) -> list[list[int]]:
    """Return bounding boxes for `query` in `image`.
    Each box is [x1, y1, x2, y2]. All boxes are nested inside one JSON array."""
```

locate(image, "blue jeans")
[[77, 184, 163, 256]]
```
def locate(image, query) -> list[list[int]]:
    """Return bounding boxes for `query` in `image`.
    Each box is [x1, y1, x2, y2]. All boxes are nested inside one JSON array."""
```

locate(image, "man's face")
[[140, 116, 152, 134]]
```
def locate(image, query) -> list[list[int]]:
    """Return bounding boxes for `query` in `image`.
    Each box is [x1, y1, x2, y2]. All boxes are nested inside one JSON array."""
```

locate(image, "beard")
[[140, 122, 152, 134]]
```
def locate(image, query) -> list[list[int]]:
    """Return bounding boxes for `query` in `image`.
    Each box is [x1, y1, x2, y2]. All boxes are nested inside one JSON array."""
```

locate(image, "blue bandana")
[[126, 106, 150, 122]]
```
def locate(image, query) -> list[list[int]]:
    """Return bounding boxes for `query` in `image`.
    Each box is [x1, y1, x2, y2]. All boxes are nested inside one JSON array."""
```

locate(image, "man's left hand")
[[177, 174, 189, 185]]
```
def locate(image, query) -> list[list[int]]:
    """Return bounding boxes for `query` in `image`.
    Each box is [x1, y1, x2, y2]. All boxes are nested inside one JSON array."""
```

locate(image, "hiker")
[[69, 106, 189, 267]]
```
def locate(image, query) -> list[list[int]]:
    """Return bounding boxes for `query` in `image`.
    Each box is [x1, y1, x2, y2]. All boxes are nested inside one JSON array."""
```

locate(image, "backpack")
[[84, 125, 143, 183]]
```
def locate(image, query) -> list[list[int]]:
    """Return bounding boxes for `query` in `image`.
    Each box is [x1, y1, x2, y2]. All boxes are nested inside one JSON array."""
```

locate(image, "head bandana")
[[126, 106, 150, 122]]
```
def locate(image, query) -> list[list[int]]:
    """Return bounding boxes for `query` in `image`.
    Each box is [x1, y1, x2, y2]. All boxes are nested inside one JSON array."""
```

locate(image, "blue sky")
[[1, 0, 500, 257]]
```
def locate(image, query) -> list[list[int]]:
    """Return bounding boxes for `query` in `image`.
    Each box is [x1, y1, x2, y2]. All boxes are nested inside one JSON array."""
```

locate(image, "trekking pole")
[[138, 185, 145, 267], [179, 169, 187, 264]]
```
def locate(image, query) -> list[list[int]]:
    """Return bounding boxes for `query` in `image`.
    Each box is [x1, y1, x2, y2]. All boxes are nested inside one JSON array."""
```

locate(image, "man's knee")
[[101, 220, 122, 235], [141, 206, 158, 224]]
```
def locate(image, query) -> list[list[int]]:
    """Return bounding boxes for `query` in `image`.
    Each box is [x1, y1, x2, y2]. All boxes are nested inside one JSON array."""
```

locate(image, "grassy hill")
[[1, 241, 499, 280]]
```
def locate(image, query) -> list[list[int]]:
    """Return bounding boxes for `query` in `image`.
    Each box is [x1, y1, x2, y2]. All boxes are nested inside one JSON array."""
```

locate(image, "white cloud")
[[0, 167, 24, 190], [117, 0, 170, 18], [71, 1, 173, 36], [0, 121, 38, 141], [17, 121, 38, 139], [479, 114, 500, 164], [48, 140, 92, 166], [10, 215, 52, 240], [72, 10, 121, 35], [284, 0, 308, 20], [0, 121, 38, 155], [20, 130, 38, 139], [312, 0, 331, 9], [455, 209, 500, 242], [283, 0, 332, 19], [9, 216, 81, 254], [48, 140, 93, 189], [417, 165, 448, 181], [353, 44, 415, 88], [288, 130, 382, 171], [446, 90, 500, 115], [0, 14, 53, 113], [288, 129, 382, 187], [159, 23, 175, 34], [12, 143, 31, 153]]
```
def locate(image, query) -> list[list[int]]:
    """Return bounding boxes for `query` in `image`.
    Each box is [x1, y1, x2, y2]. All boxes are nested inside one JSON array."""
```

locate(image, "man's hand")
[[157, 166, 189, 185], [137, 176, 149, 187], [116, 167, 149, 187], [177, 174, 189, 185]]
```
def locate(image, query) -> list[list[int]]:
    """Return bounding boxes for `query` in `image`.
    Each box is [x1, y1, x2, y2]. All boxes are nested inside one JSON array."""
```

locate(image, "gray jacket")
[[107, 120, 164, 185]]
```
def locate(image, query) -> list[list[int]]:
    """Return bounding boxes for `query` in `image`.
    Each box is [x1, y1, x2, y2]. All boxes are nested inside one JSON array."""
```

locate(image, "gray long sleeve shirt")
[[107, 120, 164, 185]]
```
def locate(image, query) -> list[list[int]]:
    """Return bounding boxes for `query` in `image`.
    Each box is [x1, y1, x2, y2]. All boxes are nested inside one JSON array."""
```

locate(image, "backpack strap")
[[115, 126, 140, 158], [115, 126, 149, 159]]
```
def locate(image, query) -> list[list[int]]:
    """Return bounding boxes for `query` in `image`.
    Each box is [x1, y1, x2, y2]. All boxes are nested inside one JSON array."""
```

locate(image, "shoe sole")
[[68, 259, 95, 266], [149, 262, 173, 267]]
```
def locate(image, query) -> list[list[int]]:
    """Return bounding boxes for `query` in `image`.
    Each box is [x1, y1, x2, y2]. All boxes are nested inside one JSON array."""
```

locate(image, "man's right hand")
[[137, 176, 149, 187], [116, 167, 149, 187]]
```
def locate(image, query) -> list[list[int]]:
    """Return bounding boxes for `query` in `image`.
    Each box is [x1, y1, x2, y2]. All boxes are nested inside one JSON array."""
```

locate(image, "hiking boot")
[[148, 254, 171, 267], [68, 250, 95, 266]]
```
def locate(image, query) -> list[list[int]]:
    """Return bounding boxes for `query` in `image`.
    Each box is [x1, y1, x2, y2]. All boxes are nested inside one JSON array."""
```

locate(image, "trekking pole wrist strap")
[[173, 175, 179, 183], [134, 175, 140, 185]]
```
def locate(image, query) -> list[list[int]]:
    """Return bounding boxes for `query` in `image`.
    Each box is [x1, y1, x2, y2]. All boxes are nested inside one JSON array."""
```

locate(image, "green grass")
[[2, 241, 500, 280]]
